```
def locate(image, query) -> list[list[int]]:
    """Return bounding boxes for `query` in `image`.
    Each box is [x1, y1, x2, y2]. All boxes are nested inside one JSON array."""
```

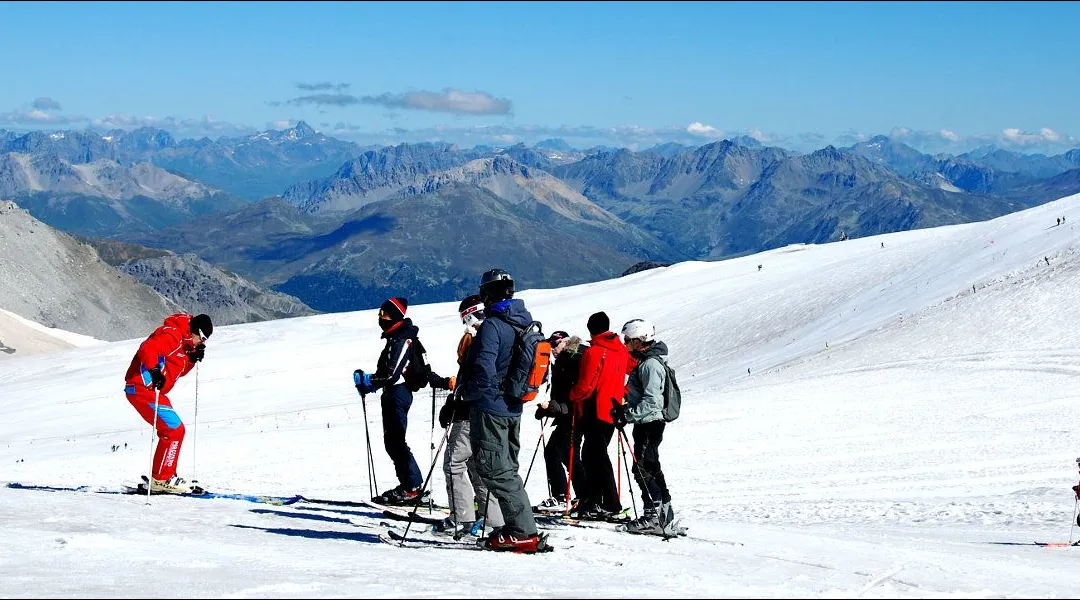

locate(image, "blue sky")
[[2, 1, 1078, 153]]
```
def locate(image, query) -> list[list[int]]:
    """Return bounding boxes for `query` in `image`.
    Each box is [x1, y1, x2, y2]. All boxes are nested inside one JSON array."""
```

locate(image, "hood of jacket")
[[487, 298, 533, 330], [631, 340, 669, 363]]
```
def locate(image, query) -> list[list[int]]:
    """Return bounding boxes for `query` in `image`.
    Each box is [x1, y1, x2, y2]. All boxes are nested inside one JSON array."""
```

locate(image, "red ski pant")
[[125, 386, 186, 481]]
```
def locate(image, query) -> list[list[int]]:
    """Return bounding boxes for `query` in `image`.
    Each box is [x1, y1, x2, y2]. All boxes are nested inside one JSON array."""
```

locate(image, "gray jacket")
[[624, 341, 668, 424]]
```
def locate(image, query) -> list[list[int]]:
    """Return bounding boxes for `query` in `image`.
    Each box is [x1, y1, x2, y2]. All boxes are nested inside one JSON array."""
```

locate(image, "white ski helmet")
[[621, 318, 655, 343], [458, 294, 485, 331]]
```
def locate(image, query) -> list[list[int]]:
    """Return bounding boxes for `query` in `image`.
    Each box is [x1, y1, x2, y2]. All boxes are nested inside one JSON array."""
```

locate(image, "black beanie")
[[587, 311, 609, 336], [380, 297, 408, 322], [190, 314, 213, 339]]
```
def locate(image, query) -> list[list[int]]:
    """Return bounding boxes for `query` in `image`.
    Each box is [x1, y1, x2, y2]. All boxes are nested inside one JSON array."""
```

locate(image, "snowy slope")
[[2, 195, 1080, 597]]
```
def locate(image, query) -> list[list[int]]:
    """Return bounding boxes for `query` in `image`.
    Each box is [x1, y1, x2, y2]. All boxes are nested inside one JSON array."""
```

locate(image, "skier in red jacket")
[[569, 311, 632, 519], [123, 313, 212, 493]]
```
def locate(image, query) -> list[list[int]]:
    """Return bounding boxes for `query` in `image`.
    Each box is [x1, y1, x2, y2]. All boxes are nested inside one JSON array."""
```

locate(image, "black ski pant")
[[544, 416, 586, 500], [631, 420, 670, 507], [381, 384, 423, 490], [581, 404, 620, 512]]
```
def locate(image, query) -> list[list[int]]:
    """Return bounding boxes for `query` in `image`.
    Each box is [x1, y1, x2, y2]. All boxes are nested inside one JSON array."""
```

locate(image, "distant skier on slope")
[[123, 313, 212, 494]]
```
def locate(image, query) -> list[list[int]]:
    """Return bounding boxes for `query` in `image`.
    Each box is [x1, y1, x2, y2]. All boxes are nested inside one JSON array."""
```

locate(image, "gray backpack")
[[650, 357, 681, 422]]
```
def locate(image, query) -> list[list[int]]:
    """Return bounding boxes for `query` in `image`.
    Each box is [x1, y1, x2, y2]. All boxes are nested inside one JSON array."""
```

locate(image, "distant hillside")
[[129, 157, 681, 312], [0, 200, 178, 341], [83, 238, 318, 325]]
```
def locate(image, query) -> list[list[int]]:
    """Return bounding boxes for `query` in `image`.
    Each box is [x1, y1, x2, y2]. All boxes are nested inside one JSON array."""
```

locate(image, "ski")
[[534, 513, 636, 529], [122, 484, 301, 505], [535, 512, 691, 538], [298, 496, 450, 513], [986, 541, 1079, 547], [378, 528, 483, 550], [379, 525, 556, 553], [380, 517, 486, 540], [381, 509, 446, 526], [614, 520, 689, 539], [295, 496, 371, 507], [7, 482, 126, 495], [5, 482, 301, 505]]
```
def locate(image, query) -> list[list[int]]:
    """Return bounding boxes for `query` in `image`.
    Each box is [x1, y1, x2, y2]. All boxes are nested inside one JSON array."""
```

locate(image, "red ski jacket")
[[569, 331, 633, 424], [124, 313, 199, 394]]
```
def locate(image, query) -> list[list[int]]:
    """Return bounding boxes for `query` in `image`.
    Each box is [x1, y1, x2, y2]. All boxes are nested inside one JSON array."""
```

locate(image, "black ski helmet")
[[479, 268, 514, 302]]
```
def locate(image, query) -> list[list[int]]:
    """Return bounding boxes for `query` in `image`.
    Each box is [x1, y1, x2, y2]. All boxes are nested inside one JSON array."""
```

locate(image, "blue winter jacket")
[[460, 298, 534, 418]]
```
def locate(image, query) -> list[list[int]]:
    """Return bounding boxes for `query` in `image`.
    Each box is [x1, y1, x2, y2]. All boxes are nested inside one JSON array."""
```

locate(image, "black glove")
[[534, 405, 546, 420], [187, 343, 205, 363], [438, 401, 455, 429], [148, 367, 166, 391], [610, 403, 628, 429]]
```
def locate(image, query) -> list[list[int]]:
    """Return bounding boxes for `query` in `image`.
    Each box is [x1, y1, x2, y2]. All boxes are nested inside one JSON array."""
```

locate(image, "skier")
[[123, 313, 212, 493], [459, 268, 548, 552], [611, 318, 677, 535], [354, 297, 440, 505], [533, 331, 588, 513], [432, 294, 506, 538], [569, 311, 632, 520]]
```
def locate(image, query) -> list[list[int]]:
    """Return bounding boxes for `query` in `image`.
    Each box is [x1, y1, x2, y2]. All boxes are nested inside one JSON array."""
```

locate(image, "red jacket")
[[124, 313, 199, 394], [569, 332, 632, 424]]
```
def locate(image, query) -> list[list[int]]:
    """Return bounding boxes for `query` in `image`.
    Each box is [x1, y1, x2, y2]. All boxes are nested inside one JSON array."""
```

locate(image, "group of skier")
[[122, 267, 679, 554]]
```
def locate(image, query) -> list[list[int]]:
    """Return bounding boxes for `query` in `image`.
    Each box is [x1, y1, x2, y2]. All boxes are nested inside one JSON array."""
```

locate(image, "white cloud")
[[748, 127, 777, 143], [0, 98, 84, 126], [686, 122, 724, 138], [940, 129, 960, 142], [89, 113, 256, 138], [999, 127, 1073, 148]]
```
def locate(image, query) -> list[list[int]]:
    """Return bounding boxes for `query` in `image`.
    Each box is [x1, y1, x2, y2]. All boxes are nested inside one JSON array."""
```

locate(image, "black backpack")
[[403, 337, 432, 392]]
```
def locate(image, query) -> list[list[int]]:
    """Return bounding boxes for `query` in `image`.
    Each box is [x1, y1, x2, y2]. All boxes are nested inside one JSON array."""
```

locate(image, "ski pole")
[[1071, 457, 1080, 545], [523, 417, 547, 487], [147, 387, 160, 505], [357, 384, 377, 500], [564, 412, 577, 517], [192, 364, 199, 482], [617, 426, 622, 500], [479, 489, 492, 540], [398, 424, 452, 545], [429, 388, 436, 499], [618, 429, 638, 520]]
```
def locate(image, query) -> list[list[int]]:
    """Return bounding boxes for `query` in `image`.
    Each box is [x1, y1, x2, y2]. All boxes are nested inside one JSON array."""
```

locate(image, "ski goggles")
[[460, 305, 484, 328]]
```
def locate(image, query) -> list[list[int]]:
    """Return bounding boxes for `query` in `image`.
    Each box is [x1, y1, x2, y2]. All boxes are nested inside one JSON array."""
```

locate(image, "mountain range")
[[1, 122, 368, 201], [3, 123, 1080, 313]]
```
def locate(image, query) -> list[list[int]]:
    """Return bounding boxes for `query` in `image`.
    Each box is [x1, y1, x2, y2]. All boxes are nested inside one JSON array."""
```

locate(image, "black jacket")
[[535, 338, 585, 426], [372, 318, 419, 391]]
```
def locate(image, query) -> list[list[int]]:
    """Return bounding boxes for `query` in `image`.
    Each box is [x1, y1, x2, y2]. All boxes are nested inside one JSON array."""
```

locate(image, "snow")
[[0, 307, 103, 349], [4, 194, 1080, 597]]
